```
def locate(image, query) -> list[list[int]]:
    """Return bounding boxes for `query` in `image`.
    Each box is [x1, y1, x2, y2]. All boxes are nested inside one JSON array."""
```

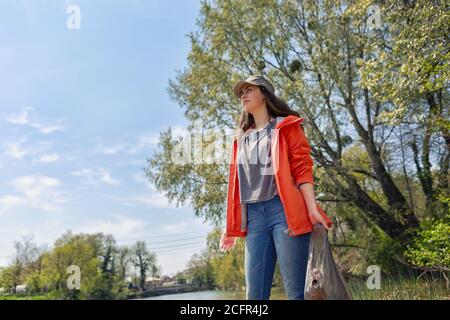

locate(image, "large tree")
[[130, 241, 157, 291], [145, 0, 448, 245]]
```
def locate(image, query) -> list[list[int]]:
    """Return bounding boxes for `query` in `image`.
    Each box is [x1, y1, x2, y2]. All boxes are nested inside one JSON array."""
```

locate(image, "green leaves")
[[357, 0, 449, 116], [0, 232, 134, 299], [146, 0, 448, 279], [404, 218, 450, 270]]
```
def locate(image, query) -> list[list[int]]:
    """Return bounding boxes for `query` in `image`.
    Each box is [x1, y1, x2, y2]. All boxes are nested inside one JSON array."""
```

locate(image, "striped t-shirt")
[[237, 119, 278, 204]]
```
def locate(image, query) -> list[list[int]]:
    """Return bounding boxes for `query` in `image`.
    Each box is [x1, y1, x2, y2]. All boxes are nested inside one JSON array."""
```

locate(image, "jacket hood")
[[233, 115, 305, 141], [275, 115, 305, 128]]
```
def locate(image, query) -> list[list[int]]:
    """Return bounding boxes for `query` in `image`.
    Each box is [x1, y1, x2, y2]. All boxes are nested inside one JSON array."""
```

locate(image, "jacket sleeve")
[[286, 123, 315, 187]]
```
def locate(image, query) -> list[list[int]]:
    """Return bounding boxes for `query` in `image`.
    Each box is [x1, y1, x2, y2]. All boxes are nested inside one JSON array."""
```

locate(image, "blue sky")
[[0, 0, 215, 276]]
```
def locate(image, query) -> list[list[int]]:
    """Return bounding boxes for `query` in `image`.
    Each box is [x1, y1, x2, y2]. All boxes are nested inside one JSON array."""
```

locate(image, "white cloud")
[[12, 175, 64, 205], [5, 107, 32, 124], [3, 137, 60, 162], [96, 133, 159, 157], [171, 126, 191, 139], [132, 126, 190, 154], [4, 138, 28, 159], [93, 127, 189, 158], [132, 172, 150, 185], [0, 195, 25, 215], [162, 218, 206, 234], [131, 193, 178, 209], [71, 168, 120, 187], [162, 221, 191, 233], [0, 175, 67, 215], [96, 144, 125, 155], [77, 215, 147, 240], [135, 133, 160, 150], [128, 173, 186, 209], [33, 153, 60, 163], [5, 107, 66, 134], [37, 123, 65, 134]]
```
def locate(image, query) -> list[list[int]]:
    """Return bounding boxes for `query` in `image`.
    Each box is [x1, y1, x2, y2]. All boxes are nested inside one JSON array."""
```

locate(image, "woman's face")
[[239, 84, 265, 114]]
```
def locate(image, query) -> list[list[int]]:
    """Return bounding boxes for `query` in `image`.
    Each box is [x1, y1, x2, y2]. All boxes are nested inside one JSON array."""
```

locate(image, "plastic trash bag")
[[304, 224, 353, 300]]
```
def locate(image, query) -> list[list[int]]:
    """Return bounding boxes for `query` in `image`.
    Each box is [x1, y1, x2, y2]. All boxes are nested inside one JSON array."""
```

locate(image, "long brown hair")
[[237, 86, 300, 132]]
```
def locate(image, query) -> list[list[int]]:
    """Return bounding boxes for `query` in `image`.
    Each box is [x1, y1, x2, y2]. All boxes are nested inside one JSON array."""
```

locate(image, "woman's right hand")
[[219, 230, 237, 252]]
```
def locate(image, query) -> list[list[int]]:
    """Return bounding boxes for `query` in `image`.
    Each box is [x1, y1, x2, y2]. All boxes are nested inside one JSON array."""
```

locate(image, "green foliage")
[[90, 0, 450, 297], [404, 218, 450, 270], [130, 241, 159, 291], [207, 229, 245, 291], [0, 232, 135, 300], [356, 0, 449, 112], [149, 0, 448, 237], [0, 266, 17, 292], [210, 249, 246, 291], [367, 234, 406, 276], [185, 251, 215, 287], [175, 272, 187, 284], [143, 0, 449, 290], [38, 233, 101, 299], [144, 128, 229, 227], [348, 274, 450, 300]]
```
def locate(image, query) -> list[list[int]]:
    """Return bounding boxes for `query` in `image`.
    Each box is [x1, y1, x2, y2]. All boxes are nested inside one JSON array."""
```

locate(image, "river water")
[[141, 288, 287, 300], [141, 290, 245, 300]]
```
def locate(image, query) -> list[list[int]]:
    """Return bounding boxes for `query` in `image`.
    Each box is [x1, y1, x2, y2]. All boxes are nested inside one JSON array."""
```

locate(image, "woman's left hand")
[[308, 206, 332, 231]]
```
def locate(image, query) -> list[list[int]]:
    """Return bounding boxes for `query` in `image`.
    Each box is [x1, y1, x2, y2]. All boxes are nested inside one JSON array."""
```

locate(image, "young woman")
[[219, 75, 333, 300]]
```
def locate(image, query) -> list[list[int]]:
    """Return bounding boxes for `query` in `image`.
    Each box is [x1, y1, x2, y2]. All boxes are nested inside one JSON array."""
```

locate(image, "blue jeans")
[[245, 195, 311, 300]]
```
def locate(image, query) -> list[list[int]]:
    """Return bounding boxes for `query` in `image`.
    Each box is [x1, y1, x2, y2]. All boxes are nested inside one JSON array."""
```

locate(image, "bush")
[[367, 234, 408, 276], [404, 218, 450, 270]]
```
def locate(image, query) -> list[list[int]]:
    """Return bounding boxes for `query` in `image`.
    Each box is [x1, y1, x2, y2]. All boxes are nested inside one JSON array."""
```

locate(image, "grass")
[[348, 275, 449, 300], [0, 294, 50, 300], [1, 275, 448, 300], [220, 275, 450, 300]]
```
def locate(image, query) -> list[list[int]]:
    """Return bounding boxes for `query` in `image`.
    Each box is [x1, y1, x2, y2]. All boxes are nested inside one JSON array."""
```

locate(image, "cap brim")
[[233, 80, 254, 98]]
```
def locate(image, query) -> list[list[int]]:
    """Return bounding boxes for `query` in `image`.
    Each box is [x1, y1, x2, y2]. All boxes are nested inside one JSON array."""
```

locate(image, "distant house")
[[180, 270, 194, 285], [145, 276, 162, 282], [160, 275, 171, 282], [15, 284, 27, 294], [145, 276, 163, 288], [161, 280, 178, 287]]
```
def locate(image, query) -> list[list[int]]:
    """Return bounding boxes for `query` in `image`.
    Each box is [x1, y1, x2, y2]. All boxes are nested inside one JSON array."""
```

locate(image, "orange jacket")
[[226, 115, 332, 237]]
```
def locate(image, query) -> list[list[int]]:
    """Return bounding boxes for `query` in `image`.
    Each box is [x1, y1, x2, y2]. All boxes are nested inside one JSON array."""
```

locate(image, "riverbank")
[[0, 294, 49, 300], [141, 276, 449, 300], [1, 276, 448, 300], [127, 284, 214, 299]]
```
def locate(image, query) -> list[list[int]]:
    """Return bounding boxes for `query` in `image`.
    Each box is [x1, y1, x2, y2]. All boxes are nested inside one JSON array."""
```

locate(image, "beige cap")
[[233, 75, 275, 97]]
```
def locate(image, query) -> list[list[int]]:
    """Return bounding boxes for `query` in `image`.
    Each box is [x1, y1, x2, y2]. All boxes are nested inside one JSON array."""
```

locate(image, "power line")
[[148, 240, 205, 251], [153, 243, 206, 253], [0, 236, 212, 258], [156, 246, 207, 256], [0, 243, 207, 259], [116, 231, 208, 242], [157, 251, 204, 257], [0, 236, 211, 251], [137, 235, 206, 246], [0, 240, 211, 257], [0, 248, 208, 268], [0, 231, 210, 246]]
